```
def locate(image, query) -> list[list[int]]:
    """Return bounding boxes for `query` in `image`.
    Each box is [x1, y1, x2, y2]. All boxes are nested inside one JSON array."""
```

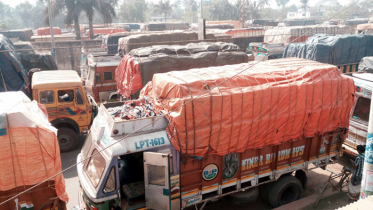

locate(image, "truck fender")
[[51, 118, 80, 134]]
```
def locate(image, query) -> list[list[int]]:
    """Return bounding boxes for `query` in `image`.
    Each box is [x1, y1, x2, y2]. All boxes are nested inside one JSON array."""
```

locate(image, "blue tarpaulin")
[[283, 34, 373, 65]]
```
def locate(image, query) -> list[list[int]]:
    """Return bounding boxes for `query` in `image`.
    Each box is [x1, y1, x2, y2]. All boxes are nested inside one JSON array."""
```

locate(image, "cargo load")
[[146, 22, 189, 31], [0, 91, 68, 209], [283, 34, 373, 66], [140, 58, 355, 157], [264, 25, 354, 44], [37, 27, 62, 36], [358, 56, 373, 72], [116, 42, 249, 98], [117, 32, 232, 55], [0, 35, 29, 95]]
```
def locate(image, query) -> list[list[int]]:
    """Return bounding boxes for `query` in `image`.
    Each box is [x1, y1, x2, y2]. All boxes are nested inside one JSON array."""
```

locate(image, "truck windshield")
[[353, 97, 371, 123], [85, 149, 106, 187]]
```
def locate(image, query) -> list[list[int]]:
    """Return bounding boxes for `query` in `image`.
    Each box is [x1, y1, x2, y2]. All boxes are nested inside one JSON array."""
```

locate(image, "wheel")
[[57, 128, 78, 152], [267, 175, 303, 208], [226, 187, 259, 204], [259, 182, 273, 202]]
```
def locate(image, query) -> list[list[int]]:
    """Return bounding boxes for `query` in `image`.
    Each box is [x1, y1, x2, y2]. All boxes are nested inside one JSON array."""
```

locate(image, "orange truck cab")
[[31, 70, 97, 152], [85, 54, 122, 102]]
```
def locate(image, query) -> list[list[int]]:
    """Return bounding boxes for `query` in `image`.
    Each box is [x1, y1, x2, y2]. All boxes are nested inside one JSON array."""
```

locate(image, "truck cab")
[[85, 54, 122, 103], [77, 102, 180, 210], [31, 70, 96, 152], [343, 73, 373, 156]]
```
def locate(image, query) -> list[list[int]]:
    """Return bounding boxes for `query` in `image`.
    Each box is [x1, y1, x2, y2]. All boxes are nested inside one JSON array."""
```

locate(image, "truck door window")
[[104, 72, 113, 81], [148, 165, 165, 186], [58, 90, 74, 102], [75, 89, 84, 105], [40, 90, 54, 104], [85, 149, 106, 187], [353, 97, 371, 123]]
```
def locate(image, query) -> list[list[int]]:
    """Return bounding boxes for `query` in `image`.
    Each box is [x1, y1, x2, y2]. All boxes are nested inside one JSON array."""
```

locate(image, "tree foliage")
[[153, 0, 173, 22], [118, 0, 147, 23], [276, 0, 290, 8]]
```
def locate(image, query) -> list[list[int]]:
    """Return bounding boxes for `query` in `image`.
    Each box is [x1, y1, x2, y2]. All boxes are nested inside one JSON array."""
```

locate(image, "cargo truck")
[[343, 73, 373, 156], [77, 58, 355, 210], [29, 69, 97, 152]]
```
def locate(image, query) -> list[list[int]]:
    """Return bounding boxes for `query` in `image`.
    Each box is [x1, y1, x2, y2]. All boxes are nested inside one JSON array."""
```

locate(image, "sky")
[[1, 0, 354, 8]]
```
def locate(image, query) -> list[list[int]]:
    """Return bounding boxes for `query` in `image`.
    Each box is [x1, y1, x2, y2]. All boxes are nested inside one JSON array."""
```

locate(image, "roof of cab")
[[32, 70, 82, 89]]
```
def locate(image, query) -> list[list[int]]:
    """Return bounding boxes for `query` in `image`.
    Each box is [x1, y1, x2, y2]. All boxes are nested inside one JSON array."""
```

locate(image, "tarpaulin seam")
[[36, 127, 52, 188], [315, 70, 326, 135], [168, 74, 197, 157], [6, 115, 26, 191], [189, 70, 214, 156]]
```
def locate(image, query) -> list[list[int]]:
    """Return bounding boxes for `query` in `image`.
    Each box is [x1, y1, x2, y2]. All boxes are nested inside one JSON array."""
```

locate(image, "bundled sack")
[[116, 42, 248, 98], [283, 34, 373, 66], [140, 58, 355, 157], [358, 56, 373, 73]]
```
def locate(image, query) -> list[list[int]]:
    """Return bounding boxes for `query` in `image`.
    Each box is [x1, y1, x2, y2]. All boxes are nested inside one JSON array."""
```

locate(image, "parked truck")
[[77, 58, 354, 210], [84, 54, 122, 102], [29, 69, 97, 152], [343, 72, 372, 156], [0, 91, 68, 210]]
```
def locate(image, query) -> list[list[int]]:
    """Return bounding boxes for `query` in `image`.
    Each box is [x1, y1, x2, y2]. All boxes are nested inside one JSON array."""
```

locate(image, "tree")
[[153, 0, 173, 22], [81, 0, 118, 39], [183, 0, 198, 23], [300, 0, 308, 16], [16, 2, 34, 28], [44, 0, 83, 40], [118, 0, 147, 23], [210, 0, 236, 21], [276, 0, 290, 8]]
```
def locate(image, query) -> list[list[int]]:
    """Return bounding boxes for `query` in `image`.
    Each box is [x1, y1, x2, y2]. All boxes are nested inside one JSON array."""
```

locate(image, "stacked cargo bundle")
[[0, 35, 29, 96], [37, 27, 62, 36], [116, 42, 248, 98], [117, 32, 232, 55], [140, 58, 355, 156], [146, 22, 189, 31], [0, 91, 68, 209], [283, 34, 373, 66], [264, 25, 354, 44]]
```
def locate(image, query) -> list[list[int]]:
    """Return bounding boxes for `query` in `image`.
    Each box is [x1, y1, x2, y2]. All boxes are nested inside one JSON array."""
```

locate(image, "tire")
[[267, 175, 302, 208], [259, 182, 273, 202], [226, 187, 259, 204], [57, 128, 78, 153]]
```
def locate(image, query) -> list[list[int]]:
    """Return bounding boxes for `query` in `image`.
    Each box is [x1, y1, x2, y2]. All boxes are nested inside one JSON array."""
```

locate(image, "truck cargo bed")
[[99, 102, 168, 137]]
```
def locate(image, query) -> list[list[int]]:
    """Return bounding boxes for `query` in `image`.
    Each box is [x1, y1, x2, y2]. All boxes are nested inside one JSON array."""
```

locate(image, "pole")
[[360, 93, 373, 199], [47, 0, 56, 58], [201, 0, 203, 19]]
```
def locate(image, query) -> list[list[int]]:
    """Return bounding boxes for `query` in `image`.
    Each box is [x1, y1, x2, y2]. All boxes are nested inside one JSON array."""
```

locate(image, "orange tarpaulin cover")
[[0, 92, 68, 202], [141, 58, 355, 157], [116, 55, 142, 98]]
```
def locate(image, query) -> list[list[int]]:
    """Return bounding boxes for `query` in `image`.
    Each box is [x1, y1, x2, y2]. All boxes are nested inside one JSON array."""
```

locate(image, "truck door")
[[144, 152, 171, 210]]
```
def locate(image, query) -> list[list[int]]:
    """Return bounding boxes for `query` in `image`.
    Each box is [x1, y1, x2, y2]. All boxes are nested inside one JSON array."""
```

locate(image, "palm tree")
[[81, 0, 118, 39], [44, 0, 83, 40], [153, 0, 173, 22]]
